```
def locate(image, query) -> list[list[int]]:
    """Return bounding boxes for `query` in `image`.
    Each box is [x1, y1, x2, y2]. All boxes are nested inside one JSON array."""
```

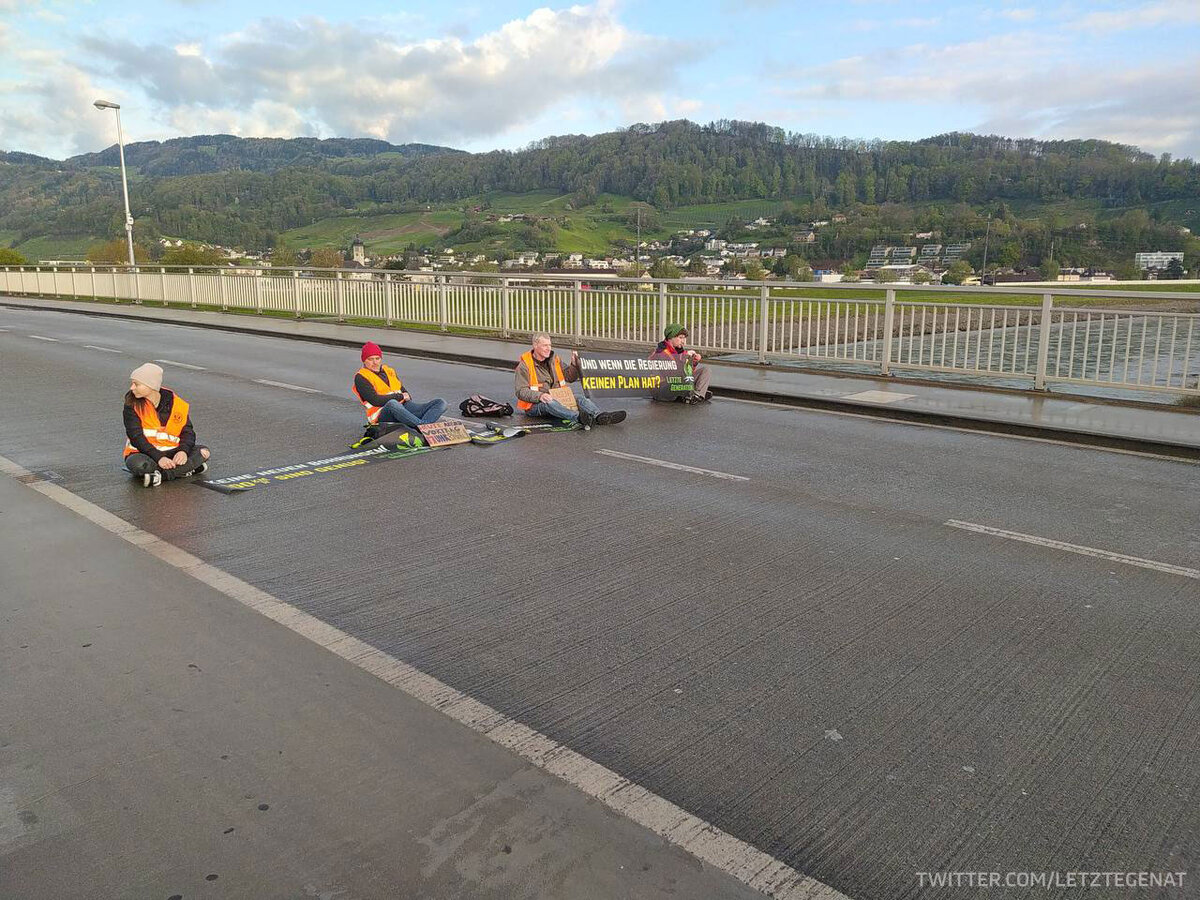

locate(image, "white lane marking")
[[84, 344, 122, 353], [842, 390, 915, 404], [0, 327, 9, 332], [155, 358, 206, 370], [595, 449, 749, 482], [28, 335, 59, 342], [723, 396, 1200, 466], [254, 378, 322, 394], [945, 520, 1200, 581], [0, 454, 847, 900]]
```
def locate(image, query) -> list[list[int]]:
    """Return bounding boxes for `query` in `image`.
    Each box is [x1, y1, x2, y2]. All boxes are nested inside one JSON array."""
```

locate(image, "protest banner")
[[577, 353, 691, 400]]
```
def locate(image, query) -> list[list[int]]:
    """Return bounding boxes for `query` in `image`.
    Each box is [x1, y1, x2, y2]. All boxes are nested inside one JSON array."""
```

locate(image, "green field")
[[15, 234, 102, 262], [281, 210, 462, 255], [664, 200, 788, 229]]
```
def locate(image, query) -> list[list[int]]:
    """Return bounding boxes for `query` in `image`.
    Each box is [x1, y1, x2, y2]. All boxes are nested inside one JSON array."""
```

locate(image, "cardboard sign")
[[577, 353, 689, 399], [417, 420, 472, 446], [548, 386, 579, 411]]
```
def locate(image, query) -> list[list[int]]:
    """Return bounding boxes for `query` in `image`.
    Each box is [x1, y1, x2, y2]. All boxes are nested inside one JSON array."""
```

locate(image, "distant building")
[[350, 236, 366, 265], [1135, 250, 1183, 270]]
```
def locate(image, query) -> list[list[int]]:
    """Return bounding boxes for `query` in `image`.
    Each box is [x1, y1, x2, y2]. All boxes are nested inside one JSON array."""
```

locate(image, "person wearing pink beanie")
[[352, 341, 446, 432], [123, 362, 212, 488]]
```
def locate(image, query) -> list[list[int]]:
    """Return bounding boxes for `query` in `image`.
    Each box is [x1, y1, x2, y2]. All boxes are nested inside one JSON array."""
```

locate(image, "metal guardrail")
[[3, 265, 1198, 395]]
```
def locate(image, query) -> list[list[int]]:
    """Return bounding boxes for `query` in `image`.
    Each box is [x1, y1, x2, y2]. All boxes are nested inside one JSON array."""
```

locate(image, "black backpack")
[[459, 394, 514, 417]]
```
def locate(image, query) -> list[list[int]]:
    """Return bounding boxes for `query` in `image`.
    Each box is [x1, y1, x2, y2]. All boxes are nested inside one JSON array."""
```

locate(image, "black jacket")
[[123, 389, 197, 460]]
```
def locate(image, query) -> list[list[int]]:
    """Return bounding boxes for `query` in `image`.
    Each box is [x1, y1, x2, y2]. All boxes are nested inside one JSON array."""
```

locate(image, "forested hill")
[[1, 120, 1197, 252], [66, 135, 461, 176]]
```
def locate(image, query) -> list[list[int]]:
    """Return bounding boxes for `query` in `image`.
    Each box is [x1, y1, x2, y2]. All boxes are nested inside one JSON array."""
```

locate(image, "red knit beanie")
[[361, 341, 382, 362]]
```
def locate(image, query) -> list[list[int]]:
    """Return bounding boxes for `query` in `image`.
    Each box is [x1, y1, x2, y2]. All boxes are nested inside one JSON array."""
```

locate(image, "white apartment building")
[[1134, 250, 1183, 270]]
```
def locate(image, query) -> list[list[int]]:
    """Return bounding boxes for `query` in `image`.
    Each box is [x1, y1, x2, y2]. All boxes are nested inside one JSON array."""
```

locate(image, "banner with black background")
[[577, 353, 693, 400]]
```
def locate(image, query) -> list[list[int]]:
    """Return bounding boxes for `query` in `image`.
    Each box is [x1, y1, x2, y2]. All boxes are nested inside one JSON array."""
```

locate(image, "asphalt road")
[[2, 304, 1198, 900]]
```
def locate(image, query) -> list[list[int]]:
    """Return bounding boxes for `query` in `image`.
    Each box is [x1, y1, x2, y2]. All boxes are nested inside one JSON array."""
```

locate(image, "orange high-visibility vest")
[[517, 351, 567, 411], [354, 365, 404, 423], [123, 394, 190, 458]]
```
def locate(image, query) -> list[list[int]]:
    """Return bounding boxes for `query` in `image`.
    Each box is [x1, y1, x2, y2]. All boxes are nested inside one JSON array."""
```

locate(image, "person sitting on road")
[[515, 334, 626, 427], [353, 341, 447, 431], [651, 323, 712, 404], [123, 362, 211, 488]]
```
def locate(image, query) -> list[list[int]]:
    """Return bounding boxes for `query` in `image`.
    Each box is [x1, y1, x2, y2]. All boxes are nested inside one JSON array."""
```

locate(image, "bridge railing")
[[2, 265, 1198, 396]]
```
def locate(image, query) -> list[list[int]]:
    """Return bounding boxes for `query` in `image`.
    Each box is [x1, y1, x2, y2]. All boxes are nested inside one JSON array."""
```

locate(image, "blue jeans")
[[379, 397, 446, 427], [527, 396, 599, 422]]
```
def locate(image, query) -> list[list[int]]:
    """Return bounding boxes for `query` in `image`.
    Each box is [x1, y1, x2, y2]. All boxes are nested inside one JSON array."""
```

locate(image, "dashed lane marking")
[[85, 344, 122, 353], [155, 358, 207, 370], [945, 520, 1200, 580], [595, 449, 749, 482], [254, 378, 323, 394], [0, 451, 846, 900], [28, 335, 59, 342]]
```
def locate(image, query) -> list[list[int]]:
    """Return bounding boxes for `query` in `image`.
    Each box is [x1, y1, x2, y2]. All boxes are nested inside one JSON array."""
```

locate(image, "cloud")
[[0, 29, 114, 156], [777, 31, 1200, 156], [1080, 0, 1200, 31], [999, 7, 1036, 22], [72, 4, 701, 147]]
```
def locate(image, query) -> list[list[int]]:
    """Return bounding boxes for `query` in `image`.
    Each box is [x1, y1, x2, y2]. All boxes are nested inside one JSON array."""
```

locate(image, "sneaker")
[[595, 410, 627, 426], [578, 409, 596, 428], [195, 461, 209, 476], [142, 470, 163, 488]]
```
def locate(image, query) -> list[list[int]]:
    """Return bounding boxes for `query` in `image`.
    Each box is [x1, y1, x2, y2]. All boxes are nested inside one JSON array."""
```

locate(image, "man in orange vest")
[[514, 333, 626, 426], [123, 362, 211, 487], [353, 341, 446, 429]]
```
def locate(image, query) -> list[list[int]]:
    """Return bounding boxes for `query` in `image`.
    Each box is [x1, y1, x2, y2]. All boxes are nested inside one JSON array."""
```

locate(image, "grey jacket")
[[514, 352, 581, 404]]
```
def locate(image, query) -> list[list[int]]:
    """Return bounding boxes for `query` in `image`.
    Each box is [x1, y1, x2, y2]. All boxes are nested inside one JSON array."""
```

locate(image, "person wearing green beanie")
[[652, 324, 712, 403]]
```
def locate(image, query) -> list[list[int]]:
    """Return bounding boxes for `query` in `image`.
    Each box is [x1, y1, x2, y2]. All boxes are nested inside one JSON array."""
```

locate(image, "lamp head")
[[93, 99, 120, 110]]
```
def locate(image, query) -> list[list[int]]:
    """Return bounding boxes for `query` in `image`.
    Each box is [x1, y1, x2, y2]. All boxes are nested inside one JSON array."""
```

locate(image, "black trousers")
[[125, 447, 208, 480]]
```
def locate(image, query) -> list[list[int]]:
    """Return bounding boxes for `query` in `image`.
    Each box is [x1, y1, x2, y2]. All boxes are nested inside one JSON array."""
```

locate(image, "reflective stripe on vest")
[[354, 364, 404, 424], [516, 351, 567, 411], [123, 393, 190, 458]]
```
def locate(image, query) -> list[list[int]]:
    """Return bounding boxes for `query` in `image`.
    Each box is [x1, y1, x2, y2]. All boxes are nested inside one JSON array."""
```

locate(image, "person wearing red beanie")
[[352, 342, 446, 431]]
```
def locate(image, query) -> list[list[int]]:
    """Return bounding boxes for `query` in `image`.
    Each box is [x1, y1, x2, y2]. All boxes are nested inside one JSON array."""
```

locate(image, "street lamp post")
[[93, 99, 135, 267]]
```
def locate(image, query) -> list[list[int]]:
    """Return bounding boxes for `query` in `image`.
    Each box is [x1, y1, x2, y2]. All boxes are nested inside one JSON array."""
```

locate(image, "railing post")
[[501, 277, 512, 337], [384, 273, 394, 326], [219, 269, 227, 310], [881, 288, 896, 376], [757, 283, 770, 363], [437, 275, 448, 331], [254, 271, 263, 314], [69, 266, 77, 298], [292, 271, 302, 318], [187, 268, 196, 308], [658, 281, 668, 338], [573, 280, 583, 345], [1035, 292, 1054, 390], [90, 267, 97, 300], [336, 271, 346, 321], [132, 266, 141, 305], [161, 267, 168, 306]]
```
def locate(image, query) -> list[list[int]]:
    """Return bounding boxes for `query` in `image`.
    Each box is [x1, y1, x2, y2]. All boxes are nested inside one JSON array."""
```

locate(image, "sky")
[[1, 0, 1198, 161]]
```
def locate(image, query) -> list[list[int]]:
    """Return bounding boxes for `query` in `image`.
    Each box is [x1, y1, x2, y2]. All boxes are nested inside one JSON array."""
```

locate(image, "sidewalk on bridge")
[[4, 295, 1199, 458], [0, 472, 764, 900]]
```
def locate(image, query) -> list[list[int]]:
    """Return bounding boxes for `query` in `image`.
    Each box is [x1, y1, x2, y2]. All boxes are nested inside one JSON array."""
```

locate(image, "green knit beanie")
[[664, 323, 688, 339]]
